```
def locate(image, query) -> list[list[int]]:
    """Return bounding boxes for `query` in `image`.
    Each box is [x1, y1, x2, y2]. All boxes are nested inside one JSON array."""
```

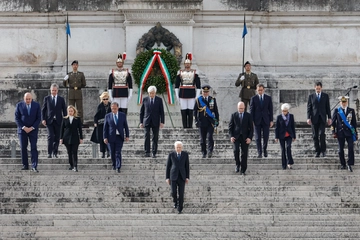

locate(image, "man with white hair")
[[140, 86, 165, 158], [166, 141, 190, 214]]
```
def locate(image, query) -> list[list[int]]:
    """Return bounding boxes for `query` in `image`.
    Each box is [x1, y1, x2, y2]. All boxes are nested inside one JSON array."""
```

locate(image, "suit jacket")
[[228, 111, 254, 141], [194, 96, 220, 127], [60, 117, 83, 145], [15, 100, 41, 134], [103, 111, 130, 143], [250, 94, 273, 126], [166, 151, 190, 181], [275, 114, 296, 139], [41, 95, 67, 125], [307, 92, 331, 124], [331, 107, 357, 138], [140, 96, 165, 127]]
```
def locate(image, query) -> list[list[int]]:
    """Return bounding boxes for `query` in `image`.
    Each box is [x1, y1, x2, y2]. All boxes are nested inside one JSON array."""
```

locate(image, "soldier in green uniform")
[[235, 61, 259, 111], [63, 60, 86, 124]]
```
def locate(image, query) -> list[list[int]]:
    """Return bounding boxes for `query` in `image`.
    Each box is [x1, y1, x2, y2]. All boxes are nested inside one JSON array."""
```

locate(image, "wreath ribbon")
[[137, 50, 175, 105]]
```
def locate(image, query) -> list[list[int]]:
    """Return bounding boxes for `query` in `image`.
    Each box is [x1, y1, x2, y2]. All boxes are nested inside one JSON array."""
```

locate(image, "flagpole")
[[242, 13, 246, 74], [66, 12, 69, 74]]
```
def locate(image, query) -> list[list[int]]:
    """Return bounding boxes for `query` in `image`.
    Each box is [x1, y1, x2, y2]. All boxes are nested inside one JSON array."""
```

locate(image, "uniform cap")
[[184, 52, 192, 64], [71, 60, 78, 65], [338, 96, 349, 102], [244, 61, 251, 67], [202, 84, 211, 92]]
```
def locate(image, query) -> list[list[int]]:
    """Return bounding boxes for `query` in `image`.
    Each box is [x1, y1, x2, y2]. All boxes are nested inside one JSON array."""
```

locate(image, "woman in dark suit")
[[275, 103, 296, 170], [60, 105, 83, 172], [91, 92, 111, 158]]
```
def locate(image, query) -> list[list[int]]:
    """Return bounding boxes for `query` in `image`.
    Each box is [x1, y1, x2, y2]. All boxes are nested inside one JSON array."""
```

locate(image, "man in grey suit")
[[166, 141, 190, 214], [307, 82, 332, 157]]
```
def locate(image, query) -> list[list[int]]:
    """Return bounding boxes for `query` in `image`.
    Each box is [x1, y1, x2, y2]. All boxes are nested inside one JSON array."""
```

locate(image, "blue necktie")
[[260, 95, 263, 106], [177, 153, 181, 160], [114, 114, 118, 124], [317, 93, 320, 102], [52, 96, 56, 106], [27, 105, 31, 115]]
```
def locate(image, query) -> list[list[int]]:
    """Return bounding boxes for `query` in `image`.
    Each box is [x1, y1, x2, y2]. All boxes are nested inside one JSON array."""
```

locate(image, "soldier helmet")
[[338, 96, 349, 102], [184, 52, 192, 64], [116, 52, 127, 63], [201, 84, 211, 92]]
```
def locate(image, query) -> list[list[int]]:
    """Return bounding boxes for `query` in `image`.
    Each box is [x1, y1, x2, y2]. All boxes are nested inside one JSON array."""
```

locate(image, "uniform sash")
[[197, 96, 215, 119], [338, 107, 357, 141]]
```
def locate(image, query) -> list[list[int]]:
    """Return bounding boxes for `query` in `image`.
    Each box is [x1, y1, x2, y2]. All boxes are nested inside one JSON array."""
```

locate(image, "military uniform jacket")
[[63, 71, 86, 100], [235, 72, 259, 100], [194, 96, 219, 128], [331, 107, 357, 138]]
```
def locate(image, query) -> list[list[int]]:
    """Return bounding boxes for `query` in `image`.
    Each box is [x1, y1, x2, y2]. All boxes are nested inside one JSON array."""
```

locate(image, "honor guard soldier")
[[108, 52, 133, 115], [235, 61, 259, 111], [331, 96, 358, 172], [63, 60, 86, 123], [175, 52, 201, 128], [194, 85, 220, 158]]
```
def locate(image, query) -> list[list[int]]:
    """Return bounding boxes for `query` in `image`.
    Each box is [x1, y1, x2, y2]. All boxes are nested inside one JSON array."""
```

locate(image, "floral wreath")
[[132, 48, 180, 104]]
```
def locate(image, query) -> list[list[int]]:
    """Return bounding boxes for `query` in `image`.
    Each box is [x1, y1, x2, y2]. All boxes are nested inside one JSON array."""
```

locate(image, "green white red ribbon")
[[137, 50, 175, 105]]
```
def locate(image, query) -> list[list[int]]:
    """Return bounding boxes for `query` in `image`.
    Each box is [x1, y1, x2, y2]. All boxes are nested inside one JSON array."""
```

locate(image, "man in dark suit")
[[331, 96, 357, 172], [104, 102, 130, 173], [194, 85, 220, 158], [41, 83, 67, 158], [250, 83, 273, 158], [15, 92, 41, 172], [229, 102, 253, 175], [166, 141, 190, 214], [139, 86, 165, 158], [307, 81, 332, 157]]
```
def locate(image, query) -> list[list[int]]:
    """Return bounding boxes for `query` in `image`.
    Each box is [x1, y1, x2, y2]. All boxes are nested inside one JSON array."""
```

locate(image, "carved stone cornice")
[[122, 10, 196, 25], [116, 0, 202, 11]]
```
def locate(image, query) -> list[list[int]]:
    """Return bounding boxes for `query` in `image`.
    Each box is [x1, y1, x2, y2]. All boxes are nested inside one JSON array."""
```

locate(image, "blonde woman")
[[60, 105, 83, 172], [91, 92, 111, 158]]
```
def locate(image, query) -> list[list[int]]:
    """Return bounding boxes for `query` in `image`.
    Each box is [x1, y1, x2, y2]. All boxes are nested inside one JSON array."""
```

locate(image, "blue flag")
[[66, 21, 71, 38], [242, 22, 247, 38]]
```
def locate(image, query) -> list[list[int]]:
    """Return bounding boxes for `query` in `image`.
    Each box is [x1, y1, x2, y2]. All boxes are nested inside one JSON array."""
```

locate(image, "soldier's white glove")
[[196, 89, 201, 98], [108, 89, 113, 102], [175, 88, 180, 104], [64, 75, 69, 80], [240, 75, 245, 80], [128, 89, 133, 100]]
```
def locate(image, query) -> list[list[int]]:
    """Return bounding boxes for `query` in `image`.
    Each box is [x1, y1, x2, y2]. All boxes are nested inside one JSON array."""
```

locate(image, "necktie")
[[260, 95, 263, 106], [27, 105, 30, 115], [114, 114, 118, 124], [177, 153, 181, 160], [52, 96, 55, 106], [239, 113, 243, 123], [317, 93, 320, 102], [151, 98, 154, 106]]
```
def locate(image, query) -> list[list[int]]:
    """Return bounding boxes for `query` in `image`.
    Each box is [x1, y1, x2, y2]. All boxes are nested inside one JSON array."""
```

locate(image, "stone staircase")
[[0, 127, 360, 239]]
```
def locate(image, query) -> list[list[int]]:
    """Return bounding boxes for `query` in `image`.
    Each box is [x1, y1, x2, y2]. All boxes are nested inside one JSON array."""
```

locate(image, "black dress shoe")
[[21, 166, 29, 170], [47, 154, 52, 158], [235, 166, 240, 173], [112, 167, 116, 170], [73, 167, 78, 172], [173, 202, 178, 208], [348, 165, 353, 172], [53, 154, 58, 158], [257, 154, 262, 158], [263, 150, 268, 157], [107, 152, 110, 158], [315, 152, 320, 158], [152, 154, 156, 158], [321, 152, 326, 158], [208, 152, 213, 158], [101, 152, 105, 158], [117, 168, 121, 173], [32, 168, 39, 173], [241, 172, 246, 176], [145, 153, 151, 157], [202, 153, 206, 158], [340, 165, 346, 170], [69, 167, 73, 170]]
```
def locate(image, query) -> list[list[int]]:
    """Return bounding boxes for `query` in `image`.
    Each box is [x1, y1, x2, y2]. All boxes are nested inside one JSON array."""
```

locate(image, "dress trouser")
[[199, 125, 214, 155], [279, 137, 294, 168], [311, 119, 326, 154], [254, 119, 270, 155], [64, 143, 79, 168], [109, 135, 124, 169], [18, 131, 38, 169], [46, 121, 61, 155], [171, 177, 186, 212], [144, 124, 159, 155], [337, 136, 354, 166], [233, 136, 249, 173]]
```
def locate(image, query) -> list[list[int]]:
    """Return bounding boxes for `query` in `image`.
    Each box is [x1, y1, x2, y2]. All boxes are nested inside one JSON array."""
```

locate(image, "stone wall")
[[0, 0, 359, 127]]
